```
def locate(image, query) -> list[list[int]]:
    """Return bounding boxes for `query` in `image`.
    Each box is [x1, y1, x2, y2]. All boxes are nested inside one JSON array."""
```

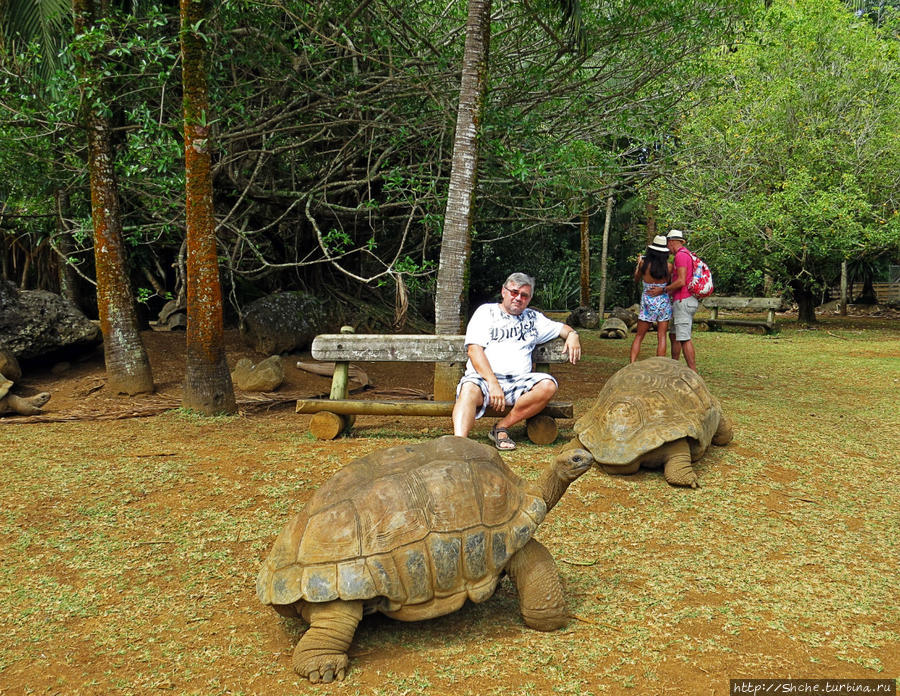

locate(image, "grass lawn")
[[1, 318, 898, 694]]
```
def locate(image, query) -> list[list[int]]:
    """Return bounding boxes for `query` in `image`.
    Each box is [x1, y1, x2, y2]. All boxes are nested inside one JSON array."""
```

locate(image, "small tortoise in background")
[[568, 357, 733, 488], [598, 316, 629, 339], [0, 373, 50, 416], [257, 435, 593, 682]]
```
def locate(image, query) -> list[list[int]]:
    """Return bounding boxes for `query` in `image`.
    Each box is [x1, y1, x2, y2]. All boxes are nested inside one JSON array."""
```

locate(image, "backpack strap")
[[675, 246, 695, 274]]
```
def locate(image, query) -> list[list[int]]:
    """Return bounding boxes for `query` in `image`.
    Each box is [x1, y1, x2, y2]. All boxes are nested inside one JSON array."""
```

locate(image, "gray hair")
[[504, 272, 535, 291]]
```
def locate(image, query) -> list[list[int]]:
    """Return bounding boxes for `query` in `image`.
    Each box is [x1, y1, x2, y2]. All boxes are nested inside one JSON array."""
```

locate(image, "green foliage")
[[535, 265, 580, 309], [1, 0, 754, 318], [657, 0, 900, 304]]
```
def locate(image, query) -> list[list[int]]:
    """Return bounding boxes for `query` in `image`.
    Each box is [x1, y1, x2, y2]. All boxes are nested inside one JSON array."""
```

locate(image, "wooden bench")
[[295, 329, 574, 444], [702, 296, 783, 333]]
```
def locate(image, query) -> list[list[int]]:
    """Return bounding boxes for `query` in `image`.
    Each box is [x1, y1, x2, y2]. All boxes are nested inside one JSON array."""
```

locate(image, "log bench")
[[296, 329, 574, 444], [702, 296, 782, 333]]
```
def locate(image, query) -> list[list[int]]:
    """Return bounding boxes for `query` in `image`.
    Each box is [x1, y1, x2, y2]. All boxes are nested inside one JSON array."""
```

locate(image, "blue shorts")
[[457, 372, 558, 419]]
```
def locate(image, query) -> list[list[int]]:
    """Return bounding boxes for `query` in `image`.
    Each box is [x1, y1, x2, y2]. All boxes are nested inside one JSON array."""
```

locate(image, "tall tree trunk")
[[791, 282, 817, 325], [72, 0, 153, 395], [180, 0, 236, 415], [839, 260, 848, 315], [54, 188, 82, 308], [579, 211, 590, 307], [597, 194, 614, 319], [433, 0, 491, 400], [644, 189, 657, 240]]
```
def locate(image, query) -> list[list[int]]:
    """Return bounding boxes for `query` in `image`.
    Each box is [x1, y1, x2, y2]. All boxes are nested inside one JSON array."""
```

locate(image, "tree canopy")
[[656, 0, 900, 321], [4, 0, 898, 324]]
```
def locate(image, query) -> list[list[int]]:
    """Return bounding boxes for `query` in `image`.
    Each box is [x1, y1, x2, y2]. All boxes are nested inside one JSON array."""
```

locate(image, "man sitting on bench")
[[452, 272, 581, 450]]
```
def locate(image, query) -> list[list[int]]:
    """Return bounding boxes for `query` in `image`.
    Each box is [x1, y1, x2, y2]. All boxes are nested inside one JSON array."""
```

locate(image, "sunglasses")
[[503, 286, 531, 300]]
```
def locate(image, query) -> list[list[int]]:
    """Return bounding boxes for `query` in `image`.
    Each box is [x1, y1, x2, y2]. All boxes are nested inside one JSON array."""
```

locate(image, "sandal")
[[488, 426, 516, 451]]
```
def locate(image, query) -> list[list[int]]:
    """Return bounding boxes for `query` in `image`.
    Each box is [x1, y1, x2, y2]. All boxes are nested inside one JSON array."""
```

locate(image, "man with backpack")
[[647, 229, 701, 371]]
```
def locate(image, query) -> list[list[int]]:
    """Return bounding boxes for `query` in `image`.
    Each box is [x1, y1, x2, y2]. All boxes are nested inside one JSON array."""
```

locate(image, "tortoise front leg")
[[658, 438, 698, 488], [507, 539, 568, 631], [294, 599, 363, 683], [7, 392, 50, 416]]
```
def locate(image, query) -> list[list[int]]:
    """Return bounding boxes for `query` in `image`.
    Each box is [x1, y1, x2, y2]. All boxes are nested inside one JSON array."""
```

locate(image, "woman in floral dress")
[[629, 235, 673, 363]]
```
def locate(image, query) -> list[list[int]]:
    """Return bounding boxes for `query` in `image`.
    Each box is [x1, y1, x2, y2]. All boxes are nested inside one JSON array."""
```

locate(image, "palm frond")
[[1, 0, 71, 77], [555, 0, 585, 50]]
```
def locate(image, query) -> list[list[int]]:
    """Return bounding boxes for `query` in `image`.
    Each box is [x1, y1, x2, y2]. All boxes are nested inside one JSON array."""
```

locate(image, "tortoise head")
[[554, 448, 594, 481], [541, 448, 594, 512]]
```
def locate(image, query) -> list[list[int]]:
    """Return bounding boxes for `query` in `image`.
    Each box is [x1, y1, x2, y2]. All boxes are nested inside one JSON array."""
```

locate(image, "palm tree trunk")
[[72, 0, 153, 395], [433, 0, 491, 400], [597, 194, 614, 319], [180, 0, 236, 415], [579, 211, 590, 307]]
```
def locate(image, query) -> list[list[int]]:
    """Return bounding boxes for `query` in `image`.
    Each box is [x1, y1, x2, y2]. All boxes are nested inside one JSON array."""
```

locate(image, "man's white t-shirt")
[[463, 303, 563, 377]]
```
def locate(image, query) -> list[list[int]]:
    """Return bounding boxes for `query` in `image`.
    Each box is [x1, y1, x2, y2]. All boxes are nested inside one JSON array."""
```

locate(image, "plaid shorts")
[[457, 372, 558, 419]]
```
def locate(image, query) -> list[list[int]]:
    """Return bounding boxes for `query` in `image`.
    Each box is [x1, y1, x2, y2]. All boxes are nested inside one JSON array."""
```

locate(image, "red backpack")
[[677, 247, 714, 299]]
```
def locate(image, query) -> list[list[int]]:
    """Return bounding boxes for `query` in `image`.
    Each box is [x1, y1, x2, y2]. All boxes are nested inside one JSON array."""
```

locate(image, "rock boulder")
[[0, 281, 101, 360]]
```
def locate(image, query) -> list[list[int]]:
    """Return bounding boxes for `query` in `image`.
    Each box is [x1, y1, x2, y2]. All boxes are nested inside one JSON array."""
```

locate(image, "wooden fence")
[[828, 282, 900, 303]]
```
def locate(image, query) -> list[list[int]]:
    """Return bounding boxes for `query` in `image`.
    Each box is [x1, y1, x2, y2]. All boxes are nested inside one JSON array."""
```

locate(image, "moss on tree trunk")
[[180, 0, 236, 415]]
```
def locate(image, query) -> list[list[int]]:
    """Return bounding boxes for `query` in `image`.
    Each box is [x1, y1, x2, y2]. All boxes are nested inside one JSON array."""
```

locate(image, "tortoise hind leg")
[[712, 414, 734, 446], [659, 438, 698, 488], [506, 538, 568, 631], [294, 599, 363, 683]]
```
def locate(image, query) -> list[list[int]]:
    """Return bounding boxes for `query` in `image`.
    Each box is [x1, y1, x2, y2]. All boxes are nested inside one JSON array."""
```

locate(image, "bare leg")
[[294, 600, 363, 683], [495, 379, 556, 431], [680, 339, 697, 371], [506, 539, 567, 631], [629, 320, 651, 363], [655, 321, 669, 357], [670, 334, 680, 360], [657, 439, 698, 488], [452, 382, 483, 437]]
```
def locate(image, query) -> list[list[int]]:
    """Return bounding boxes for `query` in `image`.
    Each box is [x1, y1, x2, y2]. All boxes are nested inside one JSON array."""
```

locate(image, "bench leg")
[[311, 343, 356, 440], [310, 412, 352, 440], [526, 414, 558, 445]]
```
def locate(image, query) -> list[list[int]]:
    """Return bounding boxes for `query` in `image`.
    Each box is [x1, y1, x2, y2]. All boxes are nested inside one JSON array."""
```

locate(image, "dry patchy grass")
[[1, 320, 898, 695]]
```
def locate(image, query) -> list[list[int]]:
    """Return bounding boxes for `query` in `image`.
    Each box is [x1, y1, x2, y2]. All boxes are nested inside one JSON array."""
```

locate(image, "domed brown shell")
[[0, 373, 12, 401], [256, 435, 546, 616], [600, 317, 628, 338], [574, 357, 723, 466]]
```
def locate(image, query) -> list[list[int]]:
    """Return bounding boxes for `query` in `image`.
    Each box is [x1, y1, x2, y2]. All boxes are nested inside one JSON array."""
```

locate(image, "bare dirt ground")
[[1, 310, 898, 696]]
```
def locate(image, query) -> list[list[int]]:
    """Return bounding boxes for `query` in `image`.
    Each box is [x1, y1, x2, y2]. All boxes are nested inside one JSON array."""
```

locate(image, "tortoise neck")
[[543, 437, 591, 511], [537, 468, 570, 513]]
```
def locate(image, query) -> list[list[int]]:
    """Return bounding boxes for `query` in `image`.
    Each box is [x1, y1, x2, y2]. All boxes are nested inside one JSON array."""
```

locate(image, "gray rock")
[[231, 356, 285, 392], [565, 306, 600, 330], [609, 306, 638, 329], [239, 292, 333, 354], [0, 281, 101, 360]]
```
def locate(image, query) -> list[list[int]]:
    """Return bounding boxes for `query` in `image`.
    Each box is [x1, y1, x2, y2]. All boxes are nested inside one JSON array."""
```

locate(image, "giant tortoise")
[[568, 357, 733, 488], [256, 435, 593, 682], [0, 373, 50, 416]]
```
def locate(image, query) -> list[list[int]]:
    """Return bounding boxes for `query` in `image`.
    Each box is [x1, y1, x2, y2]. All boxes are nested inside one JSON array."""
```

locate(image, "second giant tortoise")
[[0, 373, 50, 416], [569, 357, 732, 487], [257, 435, 593, 682], [598, 316, 628, 339]]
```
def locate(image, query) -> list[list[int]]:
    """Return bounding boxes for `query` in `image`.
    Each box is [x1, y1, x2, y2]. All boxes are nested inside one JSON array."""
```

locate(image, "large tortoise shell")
[[574, 357, 723, 465], [0, 373, 12, 401], [256, 436, 546, 612]]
